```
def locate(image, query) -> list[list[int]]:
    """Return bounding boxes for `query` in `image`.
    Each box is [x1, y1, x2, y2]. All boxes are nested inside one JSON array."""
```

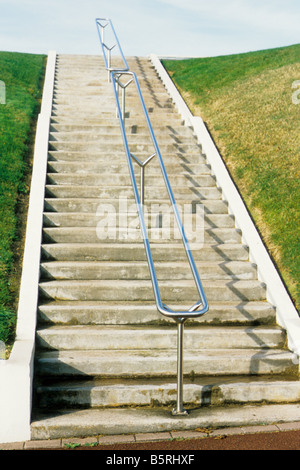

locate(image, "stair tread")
[[40, 260, 254, 269], [41, 242, 249, 253], [38, 299, 271, 308], [35, 347, 296, 377], [39, 260, 257, 282], [40, 243, 250, 263], [39, 279, 264, 286], [30, 403, 300, 440], [34, 375, 300, 389], [37, 299, 276, 327], [35, 323, 285, 352], [36, 324, 282, 332], [43, 212, 234, 227], [42, 228, 240, 243], [34, 376, 300, 410], [36, 347, 293, 358]]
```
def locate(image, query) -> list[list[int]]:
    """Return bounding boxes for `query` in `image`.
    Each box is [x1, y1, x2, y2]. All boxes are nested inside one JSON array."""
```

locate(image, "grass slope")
[[0, 51, 45, 346], [163, 44, 300, 310]]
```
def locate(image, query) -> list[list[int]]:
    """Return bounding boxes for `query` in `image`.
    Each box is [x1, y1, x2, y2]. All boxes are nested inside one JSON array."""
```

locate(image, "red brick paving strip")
[[1, 422, 300, 450]]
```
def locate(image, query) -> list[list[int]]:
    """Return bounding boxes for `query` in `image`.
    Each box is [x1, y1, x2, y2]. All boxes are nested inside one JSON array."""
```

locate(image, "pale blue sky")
[[0, 0, 299, 57]]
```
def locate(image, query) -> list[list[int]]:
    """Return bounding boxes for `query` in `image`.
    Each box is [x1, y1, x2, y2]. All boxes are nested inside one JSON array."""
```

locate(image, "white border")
[[0, 51, 56, 444], [0, 51, 297, 443], [150, 53, 300, 360]]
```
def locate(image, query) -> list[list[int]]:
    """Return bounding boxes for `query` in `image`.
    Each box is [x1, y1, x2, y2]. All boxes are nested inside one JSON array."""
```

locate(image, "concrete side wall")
[[0, 51, 56, 444], [149, 53, 300, 360]]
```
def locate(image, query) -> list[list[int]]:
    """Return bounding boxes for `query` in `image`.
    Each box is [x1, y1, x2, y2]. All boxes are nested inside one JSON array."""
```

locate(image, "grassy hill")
[[0, 51, 46, 347], [163, 44, 300, 311]]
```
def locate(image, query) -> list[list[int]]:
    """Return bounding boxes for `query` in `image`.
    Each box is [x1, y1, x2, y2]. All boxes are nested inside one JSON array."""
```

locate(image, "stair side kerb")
[[149, 53, 300, 362], [0, 51, 57, 444]]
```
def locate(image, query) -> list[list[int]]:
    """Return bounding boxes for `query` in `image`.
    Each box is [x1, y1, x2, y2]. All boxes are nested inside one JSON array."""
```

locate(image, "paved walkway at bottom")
[[1, 421, 300, 450]]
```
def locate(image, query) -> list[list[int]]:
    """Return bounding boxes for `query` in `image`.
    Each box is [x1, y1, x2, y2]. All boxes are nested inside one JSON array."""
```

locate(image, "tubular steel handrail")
[[95, 18, 129, 81], [96, 19, 209, 415]]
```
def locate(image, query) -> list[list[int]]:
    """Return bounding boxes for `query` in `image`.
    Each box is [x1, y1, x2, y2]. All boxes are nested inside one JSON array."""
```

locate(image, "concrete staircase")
[[30, 55, 299, 439]]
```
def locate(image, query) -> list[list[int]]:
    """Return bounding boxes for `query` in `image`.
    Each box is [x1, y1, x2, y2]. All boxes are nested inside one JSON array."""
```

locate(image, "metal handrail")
[[96, 19, 209, 415], [111, 71, 208, 319], [95, 18, 129, 81]]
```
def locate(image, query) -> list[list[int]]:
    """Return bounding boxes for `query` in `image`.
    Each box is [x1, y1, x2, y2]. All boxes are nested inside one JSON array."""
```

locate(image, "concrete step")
[[46, 173, 217, 188], [54, 70, 164, 81], [43, 212, 235, 228], [48, 140, 202, 154], [48, 147, 204, 161], [44, 184, 222, 200], [53, 76, 105, 83], [55, 63, 158, 72], [38, 279, 267, 303], [34, 348, 296, 378], [53, 76, 106, 85], [53, 84, 168, 94], [40, 260, 257, 281], [37, 300, 276, 327], [30, 403, 300, 440], [43, 197, 229, 216], [53, 78, 166, 87], [51, 115, 184, 126], [36, 325, 285, 352], [50, 113, 185, 126], [34, 376, 300, 410], [53, 71, 106, 79], [43, 198, 227, 213], [56, 54, 101, 61], [52, 81, 163, 91], [41, 242, 249, 262], [53, 72, 106, 79], [47, 161, 211, 175], [56, 53, 99, 59], [47, 151, 207, 165], [49, 134, 198, 149], [42, 226, 242, 245], [54, 66, 102, 73], [52, 94, 172, 107], [51, 104, 177, 115], [51, 92, 115, 101], [50, 107, 115, 116], [52, 88, 111, 97], [54, 63, 119, 71], [51, 103, 115, 113], [50, 118, 185, 129], [49, 123, 194, 137]]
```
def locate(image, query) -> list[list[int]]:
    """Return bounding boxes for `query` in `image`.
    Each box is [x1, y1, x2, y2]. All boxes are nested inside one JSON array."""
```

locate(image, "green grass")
[[0, 51, 46, 347], [163, 44, 300, 311]]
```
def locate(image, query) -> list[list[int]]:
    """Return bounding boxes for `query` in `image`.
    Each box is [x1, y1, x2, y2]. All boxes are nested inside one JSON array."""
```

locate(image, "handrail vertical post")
[[122, 86, 126, 122], [172, 320, 188, 416], [140, 166, 145, 207], [116, 80, 119, 118], [107, 48, 112, 82]]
